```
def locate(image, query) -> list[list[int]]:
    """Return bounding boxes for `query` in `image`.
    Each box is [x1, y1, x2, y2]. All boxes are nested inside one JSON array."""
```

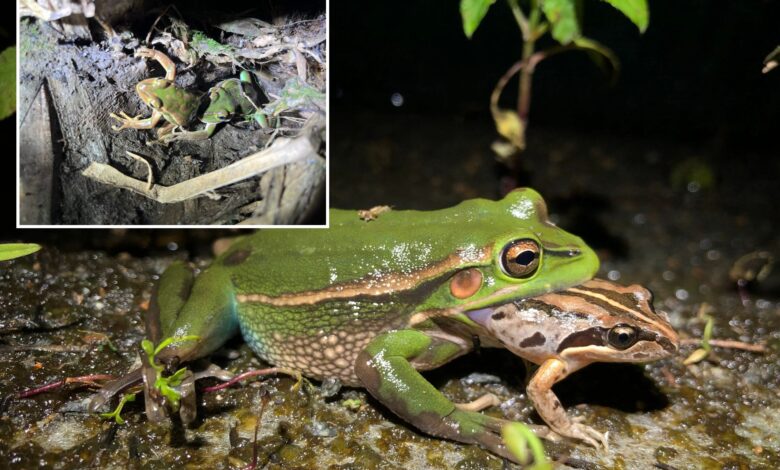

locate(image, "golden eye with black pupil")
[[149, 97, 162, 109], [501, 239, 540, 278], [607, 325, 639, 350]]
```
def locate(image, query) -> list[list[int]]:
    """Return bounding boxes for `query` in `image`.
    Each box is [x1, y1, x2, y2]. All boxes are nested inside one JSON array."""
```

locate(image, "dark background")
[[5, 0, 780, 238], [331, 0, 778, 149]]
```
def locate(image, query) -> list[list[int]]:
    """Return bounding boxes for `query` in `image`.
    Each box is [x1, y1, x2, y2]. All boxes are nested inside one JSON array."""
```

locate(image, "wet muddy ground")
[[2, 112, 779, 468]]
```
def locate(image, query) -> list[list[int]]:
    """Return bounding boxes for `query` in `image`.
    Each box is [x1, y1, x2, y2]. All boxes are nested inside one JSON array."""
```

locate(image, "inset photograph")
[[18, 0, 326, 226]]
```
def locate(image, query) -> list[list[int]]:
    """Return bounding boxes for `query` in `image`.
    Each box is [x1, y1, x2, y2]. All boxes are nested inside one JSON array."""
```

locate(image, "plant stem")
[[507, 0, 530, 41], [518, 0, 541, 122]]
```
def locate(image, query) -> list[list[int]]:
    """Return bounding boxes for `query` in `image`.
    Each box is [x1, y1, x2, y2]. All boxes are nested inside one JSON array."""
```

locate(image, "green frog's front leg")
[[110, 48, 177, 132], [110, 109, 163, 131], [355, 329, 516, 461]]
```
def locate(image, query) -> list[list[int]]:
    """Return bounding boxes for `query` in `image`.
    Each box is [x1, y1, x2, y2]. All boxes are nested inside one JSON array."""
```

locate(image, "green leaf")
[[540, 0, 580, 44], [0, 243, 41, 261], [460, 0, 497, 38], [683, 347, 709, 365], [141, 339, 155, 358], [701, 315, 713, 352], [0, 47, 15, 120], [573, 37, 620, 82], [99, 393, 136, 425], [501, 423, 552, 469], [167, 367, 188, 387], [601, 0, 649, 32], [153, 335, 200, 357]]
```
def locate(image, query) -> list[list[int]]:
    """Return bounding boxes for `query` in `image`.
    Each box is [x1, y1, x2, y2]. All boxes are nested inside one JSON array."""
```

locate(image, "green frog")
[[90, 188, 678, 460], [111, 48, 267, 143], [159, 71, 269, 143]]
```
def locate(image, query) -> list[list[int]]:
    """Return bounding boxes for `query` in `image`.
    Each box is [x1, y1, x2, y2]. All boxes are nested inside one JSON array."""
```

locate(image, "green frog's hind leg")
[[148, 261, 196, 342], [158, 123, 216, 143], [135, 47, 177, 81], [152, 266, 240, 366], [355, 329, 516, 461], [90, 262, 196, 412]]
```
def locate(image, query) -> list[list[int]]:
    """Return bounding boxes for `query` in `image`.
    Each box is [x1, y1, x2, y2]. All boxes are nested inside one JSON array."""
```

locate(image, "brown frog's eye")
[[148, 97, 162, 109], [501, 239, 540, 278], [607, 325, 639, 350]]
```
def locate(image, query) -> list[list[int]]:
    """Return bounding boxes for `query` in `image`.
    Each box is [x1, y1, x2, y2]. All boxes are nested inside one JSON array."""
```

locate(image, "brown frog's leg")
[[135, 47, 176, 81], [526, 358, 609, 449], [110, 109, 162, 131], [355, 329, 518, 462]]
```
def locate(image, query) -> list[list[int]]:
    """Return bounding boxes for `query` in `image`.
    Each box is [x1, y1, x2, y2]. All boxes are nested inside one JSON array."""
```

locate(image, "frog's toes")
[[525, 423, 564, 442], [568, 422, 609, 450], [110, 111, 144, 131], [444, 410, 516, 460]]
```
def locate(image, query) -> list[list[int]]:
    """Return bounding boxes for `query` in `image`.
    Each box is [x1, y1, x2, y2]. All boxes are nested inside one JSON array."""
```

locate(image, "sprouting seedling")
[[460, 0, 648, 167], [683, 315, 713, 365], [100, 392, 137, 425], [501, 422, 553, 469], [140, 335, 200, 410]]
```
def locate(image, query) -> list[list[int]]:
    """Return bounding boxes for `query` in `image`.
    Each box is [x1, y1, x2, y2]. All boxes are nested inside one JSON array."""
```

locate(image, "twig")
[[0, 344, 90, 353], [144, 5, 173, 45], [201, 367, 301, 393], [17, 374, 115, 399], [680, 338, 767, 353], [126, 151, 154, 190]]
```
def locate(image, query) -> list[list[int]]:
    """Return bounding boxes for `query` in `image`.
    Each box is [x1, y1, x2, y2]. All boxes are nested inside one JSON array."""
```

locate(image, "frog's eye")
[[216, 110, 229, 119], [501, 239, 540, 278], [148, 97, 162, 109], [607, 325, 639, 350]]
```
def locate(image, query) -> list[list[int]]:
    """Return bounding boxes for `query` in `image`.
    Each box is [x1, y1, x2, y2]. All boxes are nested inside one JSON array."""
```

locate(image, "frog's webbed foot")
[[436, 409, 518, 461], [135, 47, 176, 81], [563, 417, 609, 450], [110, 110, 161, 131]]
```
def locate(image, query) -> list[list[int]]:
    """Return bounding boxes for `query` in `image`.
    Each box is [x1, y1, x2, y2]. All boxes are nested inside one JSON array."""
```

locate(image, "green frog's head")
[[135, 77, 173, 110], [134, 77, 201, 128], [410, 188, 600, 316], [201, 85, 236, 124]]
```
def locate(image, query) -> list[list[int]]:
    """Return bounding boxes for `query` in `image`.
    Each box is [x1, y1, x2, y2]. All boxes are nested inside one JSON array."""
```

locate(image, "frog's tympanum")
[[111, 48, 267, 143], [90, 189, 678, 461]]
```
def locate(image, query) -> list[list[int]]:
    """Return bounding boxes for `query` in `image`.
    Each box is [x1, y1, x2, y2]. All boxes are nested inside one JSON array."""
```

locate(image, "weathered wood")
[[81, 117, 324, 215], [19, 83, 55, 225]]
